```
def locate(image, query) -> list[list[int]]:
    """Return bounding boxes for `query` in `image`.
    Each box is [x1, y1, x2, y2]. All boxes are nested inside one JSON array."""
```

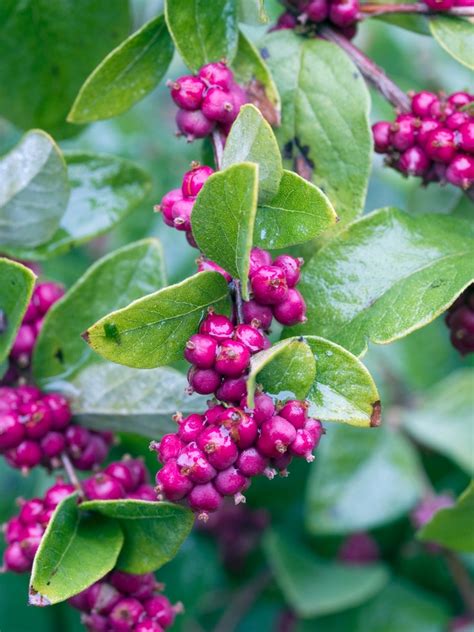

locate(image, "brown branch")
[[359, 3, 474, 18]]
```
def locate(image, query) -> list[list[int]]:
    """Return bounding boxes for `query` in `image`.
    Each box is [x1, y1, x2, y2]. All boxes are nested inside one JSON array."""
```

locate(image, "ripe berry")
[[110, 571, 154, 595], [171, 197, 194, 231], [372, 121, 391, 153], [70, 434, 109, 470], [411, 91, 439, 117], [272, 288, 307, 326], [446, 154, 474, 188], [234, 324, 266, 353], [125, 458, 147, 488], [176, 413, 205, 442], [214, 466, 248, 496], [135, 619, 165, 632], [257, 416, 297, 458], [3, 542, 31, 573], [188, 482, 222, 515], [19, 498, 44, 523], [184, 334, 217, 368], [169, 75, 206, 110], [105, 462, 136, 492], [22, 301, 39, 324], [4, 517, 25, 543], [17, 385, 41, 403], [424, 0, 454, 10], [218, 408, 258, 449], [176, 443, 216, 483], [10, 324, 36, 362], [198, 62, 234, 90], [43, 483, 75, 508], [40, 431, 66, 459], [82, 614, 108, 632], [0, 411, 25, 450], [41, 393, 71, 430], [83, 473, 124, 500], [273, 255, 303, 288], [457, 121, 474, 153], [156, 188, 183, 227], [417, 119, 441, 147], [215, 340, 250, 377], [6, 440, 42, 470], [176, 108, 215, 141], [203, 404, 227, 425], [197, 426, 238, 470], [307, 0, 329, 21], [156, 460, 193, 500], [197, 258, 232, 282], [144, 594, 177, 627], [86, 582, 121, 615], [446, 112, 470, 130], [0, 387, 20, 412], [130, 484, 156, 502], [241, 391, 275, 423], [32, 282, 64, 314], [425, 128, 456, 163], [182, 164, 214, 197], [447, 91, 473, 109], [21, 400, 52, 439], [242, 300, 273, 330], [329, 0, 359, 27], [398, 146, 430, 176], [249, 247, 272, 277], [272, 11, 298, 30], [237, 448, 268, 476], [251, 266, 289, 305], [199, 312, 234, 340], [279, 400, 308, 429], [390, 115, 418, 152], [289, 428, 316, 461], [216, 377, 247, 403], [187, 366, 221, 394], [304, 418, 324, 445], [109, 597, 145, 632], [430, 100, 454, 121]]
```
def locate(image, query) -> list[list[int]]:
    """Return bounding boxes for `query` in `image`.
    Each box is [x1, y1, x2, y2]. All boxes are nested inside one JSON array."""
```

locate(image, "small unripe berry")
[[257, 416, 297, 458], [169, 75, 206, 110], [199, 313, 234, 340], [184, 333, 217, 368], [181, 164, 214, 197], [176, 108, 215, 141], [251, 266, 289, 305], [198, 62, 234, 90], [156, 460, 193, 501], [242, 300, 273, 330], [187, 366, 222, 394], [272, 288, 307, 326]]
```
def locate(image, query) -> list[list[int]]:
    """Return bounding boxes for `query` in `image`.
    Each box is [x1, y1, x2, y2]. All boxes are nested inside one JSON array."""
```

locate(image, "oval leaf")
[[66, 363, 206, 438], [289, 208, 474, 356], [305, 425, 425, 534], [33, 239, 165, 387], [68, 15, 174, 123], [80, 500, 194, 573], [255, 170, 337, 249], [0, 130, 69, 248], [239, 0, 269, 24], [304, 336, 380, 428], [247, 337, 316, 407], [5, 152, 151, 260], [84, 271, 231, 369], [262, 31, 372, 222], [0, 0, 130, 138], [264, 530, 389, 618], [29, 493, 123, 606], [222, 104, 283, 204], [191, 162, 258, 298], [430, 16, 474, 70], [164, 0, 238, 71], [0, 258, 36, 364]]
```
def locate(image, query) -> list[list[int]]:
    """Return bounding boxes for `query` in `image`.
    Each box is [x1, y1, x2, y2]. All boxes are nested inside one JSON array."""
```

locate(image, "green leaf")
[[67, 363, 206, 438], [164, 0, 239, 71], [288, 208, 474, 357], [29, 493, 123, 606], [0, 130, 69, 248], [222, 104, 283, 204], [0, 258, 36, 364], [247, 337, 316, 407], [304, 336, 380, 428], [191, 163, 258, 298], [232, 32, 280, 126], [305, 425, 424, 534], [68, 15, 174, 124], [79, 500, 194, 574], [0, 0, 130, 138], [239, 0, 269, 24], [33, 239, 165, 387], [430, 16, 474, 70], [84, 271, 230, 368], [403, 369, 474, 475], [417, 482, 474, 553], [262, 31, 372, 222], [255, 170, 337, 249], [264, 530, 389, 618], [5, 152, 151, 260]]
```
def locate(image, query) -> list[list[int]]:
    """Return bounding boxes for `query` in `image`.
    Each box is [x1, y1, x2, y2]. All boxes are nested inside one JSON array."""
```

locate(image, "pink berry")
[[105, 461, 136, 492], [273, 255, 303, 288], [279, 400, 309, 429], [237, 447, 268, 476], [135, 619, 165, 632], [109, 571, 152, 595], [203, 404, 226, 425], [83, 473, 125, 500], [242, 300, 273, 330], [0, 411, 25, 450], [446, 112, 470, 130], [329, 0, 359, 27], [198, 62, 234, 90], [176, 108, 215, 141], [307, 0, 329, 21], [6, 440, 42, 470], [10, 323, 36, 362], [372, 121, 392, 153], [176, 413, 205, 443], [19, 498, 44, 523], [398, 146, 430, 176], [272, 451, 293, 472], [4, 517, 25, 543], [68, 588, 90, 612], [251, 266, 289, 305], [16, 385, 41, 403], [156, 188, 183, 227], [124, 458, 148, 487], [214, 466, 248, 496], [424, 0, 454, 10], [82, 614, 108, 632], [257, 416, 297, 458], [171, 197, 194, 231], [411, 91, 439, 118], [109, 597, 144, 632], [22, 300, 38, 324], [187, 366, 222, 394], [65, 425, 90, 451], [188, 482, 222, 515], [144, 594, 177, 628], [169, 75, 206, 110], [3, 542, 31, 573], [21, 400, 53, 439], [0, 387, 21, 412], [186, 230, 198, 248], [85, 582, 121, 615], [457, 121, 474, 153], [217, 408, 258, 449], [272, 11, 298, 30], [249, 248, 272, 277], [184, 333, 217, 368], [197, 426, 238, 470], [176, 442, 216, 484], [131, 484, 156, 502], [70, 434, 109, 470], [430, 100, 454, 121], [202, 87, 237, 124], [426, 129, 457, 163], [44, 483, 75, 508], [182, 164, 214, 197], [199, 313, 234, 341], [33, 282, 64, 314], [216, 377, 247, 403], [448, 91, 473, 109], [272, 288, 307, 326], [289, 428, 316, 461], [42, 393, 71, 430], [156, 460, 193, 501], [197, 258, 232, 283], [446, 154, 474, 189], [215, 340, 251, 377], [390, 115, 418, 152], [304, 418, 324, 446], [417, 118, 441, 147], [40, 431, 66, 459]]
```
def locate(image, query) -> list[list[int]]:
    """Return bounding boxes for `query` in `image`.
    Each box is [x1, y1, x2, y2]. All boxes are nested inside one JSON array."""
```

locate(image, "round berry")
[[197, 425, 239, 470], [216, 376, 247, 403], [279, 400, 309, 429], [197, 258, 232, 283], [234, 324, 267, 354], [4, 517, 25, 544], [176, 108, 215, 140], [411, 91, 439, 117], [198, 62, 234, 90], [304, 418, 324, 446], [188, 482, 222, 515], [42, 393, 71, 430], [0, 387, 21, 412], [135, 619, 165, 632], [447, 91, 473, 109], [241, 391, 275, 423], [307, 0, 329, 21], [242, 300, 273, 330], [6, 440, 42, 470], [83, 473, 124, 500], [390, 115, 418, 152], [251, 266, 289, 305], [217, 408, 258, 449], [0, 411, 25, 450], [16, 385, 41, 404], [19, 498, 44, 523], [273, 255, 303, 288], [237, 447, 268, 476], [157, 188, 183, 227], [249, 247, 272, 277], [86, 581, 121, 615], [171, 197, 194, 231], [457, 121, 474, 153], [156, 460, 193, 501], [372, 121, 391, 154], [215, 340, 251, 377], [21, 400, 53, 439], [199, 313, 234, 340], [176, 443, 216, 483], [10, 323, 36, 362], [257, 416, 297, 458], [398, 146, 430, 176], [144, 594, 177, 628], [430, 100, 454, 121], [182, 164, 214, 197], [105, 461, 136, 492], [446, 112, 470, 130], [289, 428, 316, 461], [446, 154, 474, 189], [70, 434, 109, 470], [176, 413, 205, 443], [184, 334, 217, 368], [109, 597, 144, 632], [423, 0, 454, 11], [3, 542, 31, 573], [272, 288, 307, 326], [169, 75, 206, 110], [44, 483, 75, 508], [187, 366, 221, 394], [202, 87, 237, 124], [40, 431, 65, 459], [214, 466, 248, 496], [425, 128, 456, 163], [329, 0, 359, 27], [33, 282, 64, 314]]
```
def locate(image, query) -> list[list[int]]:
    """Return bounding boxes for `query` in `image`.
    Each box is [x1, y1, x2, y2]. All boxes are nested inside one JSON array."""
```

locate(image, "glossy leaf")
[[0, 258, 36, 364], [264, 530, 389, 618], [262, 31, 372, 222], [232, 33, 280, 127], [430, 16, 474, 70], [5, 152, 151, 260], [68, 15, 174, 123], [247, 338, 316, 407], [222, 105, 283, 204], [403, 369, 474, 475], [304, 336, 381, 428], [80, 500, 194, 573], [255, 170, 337, 249], [0, 0, 130, 138], [0, 130, 69, 248], [85, 271, 230, 368], [238, 0, 269, 24], [68, 363, 206, 438], [191, 163, 258, 298], [417, 482, 474, 553], [288, 208, 474, 356], [306, 425, 424, 534], [33, 239, 165, 387], [164, 0, 238, 71], [29, 493, 123, 606]]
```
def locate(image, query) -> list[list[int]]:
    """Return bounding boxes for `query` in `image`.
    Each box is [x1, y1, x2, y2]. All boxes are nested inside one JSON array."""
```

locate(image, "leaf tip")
[[370, 400, 382, 427], [81, 330, 90, 344], [29, 587, 52, 607]]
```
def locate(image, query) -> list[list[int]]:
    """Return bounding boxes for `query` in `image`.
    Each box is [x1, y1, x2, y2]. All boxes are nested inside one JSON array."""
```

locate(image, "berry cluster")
[[2, 458, 153, 573], [168, 62, 248, 141], [153, 387, 324, 520], [445, 285, 474, 356], [155, 163, 214, 245], [372, 91, 474, 189], [69, 571, 181, 632], [2, 281, 64, 385], [0, 385, 111, 473], [273, 0, 359, 39]]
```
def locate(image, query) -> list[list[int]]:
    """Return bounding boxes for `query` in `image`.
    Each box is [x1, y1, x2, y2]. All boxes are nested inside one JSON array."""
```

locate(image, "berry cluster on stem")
[[445, 285, 474, 356], [274, 0, 360, 39]]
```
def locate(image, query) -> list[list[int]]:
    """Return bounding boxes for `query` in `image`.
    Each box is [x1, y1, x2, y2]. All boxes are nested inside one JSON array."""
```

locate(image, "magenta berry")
[[176, 413, 205, 442], [10, 324, 36, 362], [176, 108, 215, 140], [135, 619, 165, 632], [156, 460, 193, 500], [3, 542, 31, 573], [218, 408, 258, 449], [273, 255, 303, 288], [199, 312, 234, 340], [417, 119, 441, 147], [40, 431, 65, 458], [202, 87, 236, 124], [184, 334, 217, 368], [237, 447, 268, 476], [372, 121, 392, 153], [216, 376, 247, 403], [198, 62, 234, 90], [21, 400, 52, 439], [390, 115, 418, 152], [279, 399, 309, 429], [424, 0, 454, 9], [448, 91, 473, 108], [289, 429, 315, 461], [197, 425, 238, 470], [32, 282, 64, 314], [110, 571, 153, 595], [104, 462, 136, 492], [457, 121, 474, 153], [398, 146, 430, 176], [83, 473, 125, 500], [257, 416, 297, 458], [249, 247, 272, 277], [188, 482, 222, 516], [242, 300, 273, 330], [4, 517, 25, 544], [214, 466, 248, 497], [203, 404, 226, 425], [6, 440, 42, 470], [307, 0, 329, 21], [272, 288, 307, 326], [156, 188, 183, 227], [70, 434, 109, 470], [144, 594, 177, 627], [242, 391, 275, 423], [446, 154, 474, 189], [411, 91, 439, 118], [176, 443, 216, 483], [304, 418, 324, 446], [109, 597, 145, 632], [215, 340, 250, 377], [446, 112, 470, 130], [181, 164, 214, 197], [425, 128, 457, 163], [197, 258, 232, 283], [43, 483, 75, 508], [251, 265, 289, 305], [171, 197, 194, 231], [169, 75, 205, 110], [86, 582, 121, 615], [329, 0, 359, 27], [0, 411, 25, 450], [41, 393, 71, 430], [19, 498, 43, 524], [233, 324, 266, 353], [187, 366, 221, 394]]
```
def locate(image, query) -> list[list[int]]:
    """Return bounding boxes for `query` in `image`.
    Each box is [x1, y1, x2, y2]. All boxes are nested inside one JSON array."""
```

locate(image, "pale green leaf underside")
[[430, 16, 474, 70]]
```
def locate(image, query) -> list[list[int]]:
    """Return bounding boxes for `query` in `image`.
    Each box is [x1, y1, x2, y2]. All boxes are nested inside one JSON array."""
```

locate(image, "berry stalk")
[[61, 452, 83, 495]]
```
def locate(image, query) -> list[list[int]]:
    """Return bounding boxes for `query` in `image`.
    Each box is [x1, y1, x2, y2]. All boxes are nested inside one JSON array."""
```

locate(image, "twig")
[[213, 570, 272, 632], [233, 279, 245, 324], [319, 25, 411, 112], [359, 3, 474, 18], [211, 130, 225, 170], [444, 550, 474, 615], [61, 453, 84, 496]]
